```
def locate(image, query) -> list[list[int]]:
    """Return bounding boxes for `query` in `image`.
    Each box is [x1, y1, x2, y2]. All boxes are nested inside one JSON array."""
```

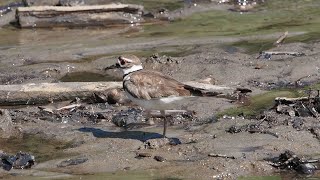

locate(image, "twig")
[[208, 153, 236, 159], [263, 51, 305, 56], [301, 159, 319, 163], [38, 106, 54, 113], [149, 110, 192, 117], [305, 105, 319, 118], [248, 129, 279, 138], [256, 115, 267, 126], [257, 51, 305, 59], [274, 31, 288, 46], [56, 104, 83, 111]]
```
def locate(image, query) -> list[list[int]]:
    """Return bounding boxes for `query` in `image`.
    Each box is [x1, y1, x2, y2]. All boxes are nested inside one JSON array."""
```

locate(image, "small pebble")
[[136, 152, 152, 158], [154, 155, 165, 162]]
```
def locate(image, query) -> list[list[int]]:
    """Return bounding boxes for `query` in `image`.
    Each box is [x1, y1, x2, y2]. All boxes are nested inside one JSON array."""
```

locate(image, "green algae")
[[140, 0, 320, 39], [217, 90, 302, 118], [1, 0, 319, 60], [285, 32, 320, 44], [229, 31, 320, 54], [217, 82, 320, 118], [309, 83, 320, 90], [228, 39, 275, 54]]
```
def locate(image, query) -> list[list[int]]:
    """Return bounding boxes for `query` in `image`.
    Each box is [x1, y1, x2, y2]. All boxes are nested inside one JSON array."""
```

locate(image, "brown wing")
[[123, 70, 191, 100]]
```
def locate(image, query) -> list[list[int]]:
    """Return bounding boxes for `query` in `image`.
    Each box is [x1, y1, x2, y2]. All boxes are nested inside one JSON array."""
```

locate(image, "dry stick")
[[306, 104, 319, 118], [56, 104, 83, 111], [274, 31, 288, 46], [149, 110, 191, 117], [301, 159, 320, 163], [248, 129, 279, 138], [257, 51, 306, 59], [261, 51, 305, 57], [208, 153, 236, 159], [256, 115, 267, 126]]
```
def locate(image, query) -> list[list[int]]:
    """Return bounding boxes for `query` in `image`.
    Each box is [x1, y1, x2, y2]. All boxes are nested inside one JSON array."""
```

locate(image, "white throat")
[[123, 64, 143, 75]]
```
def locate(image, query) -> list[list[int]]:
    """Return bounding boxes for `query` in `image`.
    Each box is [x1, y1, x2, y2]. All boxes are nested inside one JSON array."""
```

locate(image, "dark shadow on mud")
[[78, 127, 163, 142]]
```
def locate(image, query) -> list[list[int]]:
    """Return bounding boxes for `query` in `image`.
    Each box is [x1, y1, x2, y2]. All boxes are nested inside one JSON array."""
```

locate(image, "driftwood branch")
[[0, 82, 122, 106], [0, 81, 249, 106], [16, 4, 144, 28]]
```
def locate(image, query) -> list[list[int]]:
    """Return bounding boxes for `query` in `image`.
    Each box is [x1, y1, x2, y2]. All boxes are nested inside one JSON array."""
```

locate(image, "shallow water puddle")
[[240, 174, 320, 180], [84, 44, 201, 59], [59, 71, 120, 82], [0, 0, 319, 62], [0, 134, 76, 163], [140, 0, 320, 38], [239, 176, 281, 180], [67, 171, 182, 180], [3, 170, 185, 180]]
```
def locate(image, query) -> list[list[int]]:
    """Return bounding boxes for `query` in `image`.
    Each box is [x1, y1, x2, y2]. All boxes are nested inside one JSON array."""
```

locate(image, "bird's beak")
[[104, 63, 119, 70]]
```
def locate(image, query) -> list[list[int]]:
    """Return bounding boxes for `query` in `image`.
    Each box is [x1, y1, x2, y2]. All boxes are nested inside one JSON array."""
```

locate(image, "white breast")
[[125, 92, 198, 110]]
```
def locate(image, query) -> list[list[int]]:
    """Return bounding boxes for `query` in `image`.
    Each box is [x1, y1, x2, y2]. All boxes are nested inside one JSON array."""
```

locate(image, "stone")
[[154, 155, 165, 162], [57, 157, 88, 167], [112, 108, 145, 128], [0, 152, 35, 170], [135, 152, 152, 158]]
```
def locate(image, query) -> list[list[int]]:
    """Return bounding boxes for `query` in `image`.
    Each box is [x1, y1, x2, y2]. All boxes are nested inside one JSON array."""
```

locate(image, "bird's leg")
[[145, 110, 154, 125], [160, 110, 167, 138]]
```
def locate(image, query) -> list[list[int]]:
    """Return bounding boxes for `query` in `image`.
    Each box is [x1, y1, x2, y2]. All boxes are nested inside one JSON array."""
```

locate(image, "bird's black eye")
[[120, 59, 125, 65]]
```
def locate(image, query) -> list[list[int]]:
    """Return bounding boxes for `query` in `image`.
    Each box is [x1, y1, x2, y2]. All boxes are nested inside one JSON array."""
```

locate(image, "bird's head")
[[116, 55, 143, 75]]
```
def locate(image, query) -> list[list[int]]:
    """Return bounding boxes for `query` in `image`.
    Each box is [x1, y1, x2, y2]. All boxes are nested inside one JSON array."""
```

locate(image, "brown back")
[[123, 70, 191, 100]]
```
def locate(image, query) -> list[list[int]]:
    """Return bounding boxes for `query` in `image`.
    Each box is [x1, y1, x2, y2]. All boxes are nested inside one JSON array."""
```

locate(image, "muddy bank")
[[0, 0, 320, 179], [1, 103, 320, 179], [0, 39, 319, 179]]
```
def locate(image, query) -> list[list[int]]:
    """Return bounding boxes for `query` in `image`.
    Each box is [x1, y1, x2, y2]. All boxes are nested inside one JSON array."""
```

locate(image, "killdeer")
[[115, 54, 221, 137]]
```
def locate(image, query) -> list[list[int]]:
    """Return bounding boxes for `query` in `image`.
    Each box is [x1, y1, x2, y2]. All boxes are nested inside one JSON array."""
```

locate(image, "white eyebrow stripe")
[[122, 57, 133, 62]]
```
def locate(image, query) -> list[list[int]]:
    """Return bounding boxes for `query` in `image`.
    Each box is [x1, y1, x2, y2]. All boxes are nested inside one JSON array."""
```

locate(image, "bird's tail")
[[184, 84, 224, 97], [184, 84, 252, 101]]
